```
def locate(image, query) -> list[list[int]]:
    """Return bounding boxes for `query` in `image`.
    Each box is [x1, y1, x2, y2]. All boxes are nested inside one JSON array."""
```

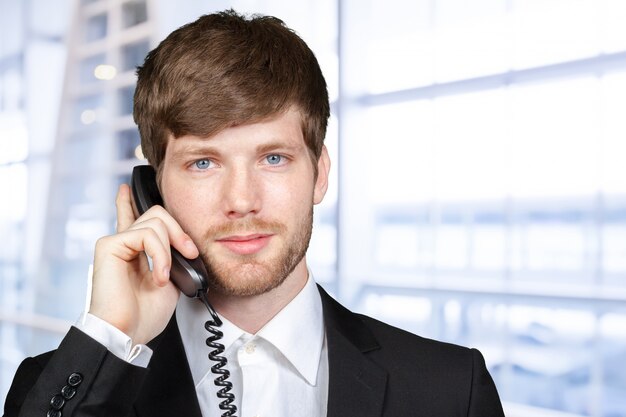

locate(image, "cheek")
[[162, 182, 209, 229], [265, 170, 312, 202], [271, 182, 314, 223]]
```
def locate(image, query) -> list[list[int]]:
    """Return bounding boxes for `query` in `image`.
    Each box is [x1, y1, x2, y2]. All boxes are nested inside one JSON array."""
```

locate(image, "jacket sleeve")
[[467, 348, 505, 417], [3, 326, 149, 417]]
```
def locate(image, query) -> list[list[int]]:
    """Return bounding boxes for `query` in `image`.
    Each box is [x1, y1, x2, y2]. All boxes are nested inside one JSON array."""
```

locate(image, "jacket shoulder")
[[356, 312, 473, 362], [318, 285, 504, 416]]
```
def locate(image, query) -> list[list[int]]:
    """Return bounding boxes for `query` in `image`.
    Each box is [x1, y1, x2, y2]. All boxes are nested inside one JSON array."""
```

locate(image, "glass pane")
[[117, 85, 135, 115], [363, 0, 434, 93], [433, 0, 510, 83], [510, 77, 599, 198], [516, 209, 593, 276], [433, 88, 510, 201], [122, 0, 148, 28], [602, 197, 626, 284], [1, 70, 23, 113], [435, 221, 469, 270], [357, 292, 434, 335], [471, 211, 507, 270], [361, 0, 511, 92], [373, 209, 435, 272], [64, 215, 110, 260], [602, 0, 626, 53], [0, 164, 27, 222], [72, 94, 104, 127], [363, 101, 436, 205], [62, 132, 112, 173], [0, 113, 28, 164], [494, 304, 597, 415], [84, 13, 107, 42], [116, 128, 140, 160], [121, 40, 150, 72], [599, 311, 626, 416], [511, 0, 600, 70], [78, 53, 106, 84], [600, 72, 626, 194]]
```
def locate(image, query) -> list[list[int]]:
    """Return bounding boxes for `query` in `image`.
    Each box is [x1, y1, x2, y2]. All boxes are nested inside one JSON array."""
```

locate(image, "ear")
[[313, 145, 330, 205]]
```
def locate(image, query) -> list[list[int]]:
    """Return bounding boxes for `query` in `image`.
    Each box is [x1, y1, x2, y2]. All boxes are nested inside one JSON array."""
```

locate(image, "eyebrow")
[[169, 140, 305, 161], [167, 143, 219, 161], [255, 141, 304, 155]]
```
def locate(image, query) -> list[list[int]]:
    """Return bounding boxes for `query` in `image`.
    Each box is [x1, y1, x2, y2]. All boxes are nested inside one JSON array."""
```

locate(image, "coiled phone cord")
[[199, 291, 238, 417]]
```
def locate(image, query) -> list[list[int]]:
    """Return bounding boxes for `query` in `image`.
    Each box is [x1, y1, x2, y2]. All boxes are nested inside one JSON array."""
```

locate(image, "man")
[[4, 10, 504, 417]]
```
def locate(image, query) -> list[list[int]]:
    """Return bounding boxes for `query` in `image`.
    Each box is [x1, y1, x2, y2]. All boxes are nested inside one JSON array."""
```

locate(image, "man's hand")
[[89, 184, 200, 345]]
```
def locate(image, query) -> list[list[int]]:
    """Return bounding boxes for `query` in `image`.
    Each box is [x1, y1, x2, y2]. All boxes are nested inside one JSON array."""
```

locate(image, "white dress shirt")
[[77, 274, 328, 417], [176, 274, 328, 417]]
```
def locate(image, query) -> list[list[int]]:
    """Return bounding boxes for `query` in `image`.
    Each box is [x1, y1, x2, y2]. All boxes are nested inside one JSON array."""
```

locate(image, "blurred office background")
[[2, 0, 626, 415]]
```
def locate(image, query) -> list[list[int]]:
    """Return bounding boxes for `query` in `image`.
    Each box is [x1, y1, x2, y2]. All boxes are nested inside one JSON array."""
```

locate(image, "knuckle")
[[147, 218, 168, 236], [149, 205, 167, 217], [149, 227, 171, 247], [144, 227, 161, 241], [95, 235, 112, 249]]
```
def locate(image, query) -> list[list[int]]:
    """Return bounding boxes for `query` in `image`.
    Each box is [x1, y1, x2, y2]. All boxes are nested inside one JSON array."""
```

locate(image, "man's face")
[[160, 108, 329, 297]]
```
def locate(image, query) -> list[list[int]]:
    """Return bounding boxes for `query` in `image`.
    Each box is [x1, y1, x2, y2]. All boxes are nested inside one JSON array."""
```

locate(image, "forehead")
[[166, 108, 305, 156]]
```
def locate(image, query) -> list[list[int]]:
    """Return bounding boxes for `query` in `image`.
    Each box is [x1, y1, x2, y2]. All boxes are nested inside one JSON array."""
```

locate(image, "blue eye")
[[195, 159, 211, 170], [266, 154, 282, 165]]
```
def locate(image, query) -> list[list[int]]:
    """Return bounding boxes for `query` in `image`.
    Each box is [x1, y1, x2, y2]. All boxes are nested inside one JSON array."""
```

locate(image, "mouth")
[[215, 233, 274, 255]]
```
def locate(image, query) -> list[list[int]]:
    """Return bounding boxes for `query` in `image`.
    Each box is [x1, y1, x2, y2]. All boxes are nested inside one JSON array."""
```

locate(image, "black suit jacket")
[[4, 286, 504, 416]]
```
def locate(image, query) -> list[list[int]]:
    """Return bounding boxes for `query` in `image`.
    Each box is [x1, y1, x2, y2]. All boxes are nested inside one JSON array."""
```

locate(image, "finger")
[[115, 228, 173, 286], [116, 184, 136, 233], [129, 217, 171, 256], [134, 205, 200, 259]]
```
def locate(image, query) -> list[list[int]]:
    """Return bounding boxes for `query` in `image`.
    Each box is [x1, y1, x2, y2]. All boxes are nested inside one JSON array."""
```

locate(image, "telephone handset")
[[130, 165, 238, 417], [130, 165, 208, 298]]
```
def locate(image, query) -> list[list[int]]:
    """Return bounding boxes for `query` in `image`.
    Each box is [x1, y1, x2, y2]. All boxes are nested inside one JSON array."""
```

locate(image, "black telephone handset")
[[130, 165, 237, 417], [130, 165, 209, 298]]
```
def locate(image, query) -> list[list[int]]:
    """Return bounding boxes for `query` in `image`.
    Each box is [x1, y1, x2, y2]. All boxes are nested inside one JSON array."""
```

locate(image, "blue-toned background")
[[2, 1, 626, 416]]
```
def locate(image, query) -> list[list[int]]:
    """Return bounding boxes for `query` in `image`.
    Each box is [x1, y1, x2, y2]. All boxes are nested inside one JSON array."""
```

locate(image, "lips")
[[216, 233, 273, 255]]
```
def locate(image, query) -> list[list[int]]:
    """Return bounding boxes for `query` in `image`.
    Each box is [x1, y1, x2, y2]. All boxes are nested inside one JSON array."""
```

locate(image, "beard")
[[198, 207, 314, 297]]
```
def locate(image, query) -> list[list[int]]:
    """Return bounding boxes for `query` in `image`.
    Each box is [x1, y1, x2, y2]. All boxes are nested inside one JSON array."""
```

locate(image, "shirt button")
[[245, 343, 256, 354]]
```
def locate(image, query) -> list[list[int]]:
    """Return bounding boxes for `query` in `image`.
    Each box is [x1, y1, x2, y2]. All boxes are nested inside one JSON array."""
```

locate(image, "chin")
[[205, 260, 288, 297]]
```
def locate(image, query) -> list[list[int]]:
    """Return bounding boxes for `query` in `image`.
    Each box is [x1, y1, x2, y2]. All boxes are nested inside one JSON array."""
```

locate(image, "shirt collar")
[[175, 271, 324, 387], [256, 272, 324, 385]]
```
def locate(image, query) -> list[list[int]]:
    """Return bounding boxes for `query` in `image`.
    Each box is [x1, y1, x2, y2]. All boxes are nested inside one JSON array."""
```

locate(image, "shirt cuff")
[[75, 312, 153, 368]]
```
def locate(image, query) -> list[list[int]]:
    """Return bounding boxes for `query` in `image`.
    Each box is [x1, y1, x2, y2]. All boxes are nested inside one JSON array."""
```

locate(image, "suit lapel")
[[134, 314, 202, 417], [131, 288, 387, 417], [319, 286, 388, 417]]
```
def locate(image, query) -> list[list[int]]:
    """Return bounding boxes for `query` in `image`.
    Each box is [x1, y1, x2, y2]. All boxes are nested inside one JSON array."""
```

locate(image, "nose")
[[221, 166, 261, 219]]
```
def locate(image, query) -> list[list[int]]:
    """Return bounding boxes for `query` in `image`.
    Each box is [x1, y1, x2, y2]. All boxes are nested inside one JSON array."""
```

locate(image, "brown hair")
[[133, 9, 329, 175]]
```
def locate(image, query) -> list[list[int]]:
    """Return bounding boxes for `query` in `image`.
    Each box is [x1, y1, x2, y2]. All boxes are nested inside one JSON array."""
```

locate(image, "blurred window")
[[4, 1, 626, 416], [121, 40, 150, 72], [117, 85, 135, 115], [84, 13, 107, 42], [340, 0, 626, 415], [78, 53, 106, 84], [122, 1, 148, 28], [116, 128, 141, 160]]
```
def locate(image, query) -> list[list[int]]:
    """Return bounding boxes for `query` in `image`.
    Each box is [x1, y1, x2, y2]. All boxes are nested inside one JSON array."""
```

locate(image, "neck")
[[207, 260, 309, 334]]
